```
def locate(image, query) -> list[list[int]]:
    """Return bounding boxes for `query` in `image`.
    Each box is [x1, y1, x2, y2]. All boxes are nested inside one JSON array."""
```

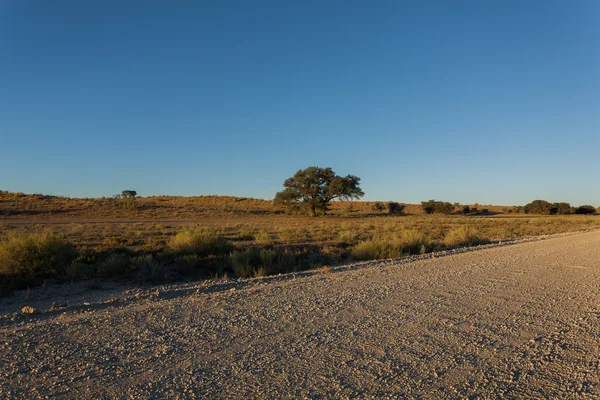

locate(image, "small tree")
[[121, 190, 137, 199], [274, 167, 364, 216], [462, 205, 471, 215], [523, 200, 553, 215], [421, 200, 436, 214]]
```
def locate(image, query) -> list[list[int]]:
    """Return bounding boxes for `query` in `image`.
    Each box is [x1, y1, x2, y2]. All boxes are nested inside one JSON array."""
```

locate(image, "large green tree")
[[274, 167, 364, 216]]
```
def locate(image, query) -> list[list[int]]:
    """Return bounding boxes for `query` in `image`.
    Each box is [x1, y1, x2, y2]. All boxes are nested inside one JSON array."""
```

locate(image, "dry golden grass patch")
[[2, 191, 600, 290]]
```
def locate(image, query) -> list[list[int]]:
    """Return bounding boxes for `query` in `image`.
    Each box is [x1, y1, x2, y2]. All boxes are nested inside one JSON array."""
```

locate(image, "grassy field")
[[1, 191, 599, 293]]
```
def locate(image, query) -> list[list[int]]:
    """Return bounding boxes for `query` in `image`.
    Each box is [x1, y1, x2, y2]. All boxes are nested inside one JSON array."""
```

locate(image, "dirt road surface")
[[2, 231, 600, 399]]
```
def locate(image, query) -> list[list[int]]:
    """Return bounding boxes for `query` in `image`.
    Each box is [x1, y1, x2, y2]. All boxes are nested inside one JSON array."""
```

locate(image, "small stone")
[[21, 306, 38, 314]]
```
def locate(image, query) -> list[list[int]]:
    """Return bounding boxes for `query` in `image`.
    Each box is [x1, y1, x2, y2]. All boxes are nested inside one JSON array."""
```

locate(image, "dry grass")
[[167, 230, 234, 256], [351, 230, 434, 261], [0, 191, 508, 220], [444, 226, 491, 247], [0, 232, 76, 277], [1, 191, 600, 291]]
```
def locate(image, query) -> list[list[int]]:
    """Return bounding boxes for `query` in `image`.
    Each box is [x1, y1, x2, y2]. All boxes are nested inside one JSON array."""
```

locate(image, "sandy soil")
[[2, 231, 600, 398]]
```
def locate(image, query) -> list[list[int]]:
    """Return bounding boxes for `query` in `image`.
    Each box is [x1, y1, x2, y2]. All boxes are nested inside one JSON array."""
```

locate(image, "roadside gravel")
[[2, 230, 600, 398]]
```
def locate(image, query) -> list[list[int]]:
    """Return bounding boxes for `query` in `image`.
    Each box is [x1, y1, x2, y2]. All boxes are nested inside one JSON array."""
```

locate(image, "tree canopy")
[[121, 190, 137, 199], [421, 200, 454, 215], [274, 167, 364, 216]]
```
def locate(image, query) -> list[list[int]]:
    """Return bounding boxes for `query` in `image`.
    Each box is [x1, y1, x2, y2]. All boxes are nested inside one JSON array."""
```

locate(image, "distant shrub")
[[435, 201, 454, 214], [444, 227, 490, 247], [574, 205, 596, 215], [462, 205, 471, 215], [421, 200, 453, 215], [523, 200, 553, 215], [387, 202, 405, 215], [168, 231, 234, 256], [547, 202, 571, 215], [421, 200, 436, 214], [0, 233, 77, 278]]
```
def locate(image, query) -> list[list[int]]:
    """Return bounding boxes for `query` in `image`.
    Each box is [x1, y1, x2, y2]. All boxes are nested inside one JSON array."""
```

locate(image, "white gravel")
[[2, 230, 600, 398]]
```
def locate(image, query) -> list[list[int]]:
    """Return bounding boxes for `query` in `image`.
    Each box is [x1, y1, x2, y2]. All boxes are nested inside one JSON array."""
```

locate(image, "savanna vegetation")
[[274, 167, 364, 216], [1, 186, 599, 295]]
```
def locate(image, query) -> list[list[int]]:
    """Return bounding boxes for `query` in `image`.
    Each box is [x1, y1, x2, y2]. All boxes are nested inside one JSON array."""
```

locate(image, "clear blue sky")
[[1, 1, 599, 205]]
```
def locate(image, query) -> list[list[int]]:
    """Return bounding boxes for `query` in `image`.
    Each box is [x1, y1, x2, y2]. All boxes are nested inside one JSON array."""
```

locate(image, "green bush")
[[168, 230, 234, 256], [551, 202, 571, 215], [387, 202, 405, 215], [434, 201, 454, 214], [574, 205, 596, 215], [421, 200, 436, 214], [0, 233, 77, 278], [421, 200, 453, 215], [523, 200, 553, 215]]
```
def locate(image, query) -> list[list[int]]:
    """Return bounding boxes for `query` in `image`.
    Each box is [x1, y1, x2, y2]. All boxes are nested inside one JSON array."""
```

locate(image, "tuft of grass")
[[168, 230, 234, 256], [231, 248, 297, 278], [0, 233, 77, 278], [253, 228, 274, 245], [174, 254, 230, 278], [338, 230, 359, 243], [351, 238, 404, 261], [350, 230, 434, 261], [321, 244, 344, 264], [230, 248, 255, 278], [397, 229, 434, 255], [133, 255, 174, 284], [96, 253, 131, 277], [277, 228, 310, 243], [443, 226, 491, 247]]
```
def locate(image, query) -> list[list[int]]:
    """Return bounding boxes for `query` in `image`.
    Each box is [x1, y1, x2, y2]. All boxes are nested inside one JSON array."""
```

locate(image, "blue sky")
[[1, 1, 599, 205]]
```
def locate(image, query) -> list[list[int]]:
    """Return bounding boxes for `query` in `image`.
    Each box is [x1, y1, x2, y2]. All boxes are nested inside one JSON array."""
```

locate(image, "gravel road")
[[2, 231, 600, 399]]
